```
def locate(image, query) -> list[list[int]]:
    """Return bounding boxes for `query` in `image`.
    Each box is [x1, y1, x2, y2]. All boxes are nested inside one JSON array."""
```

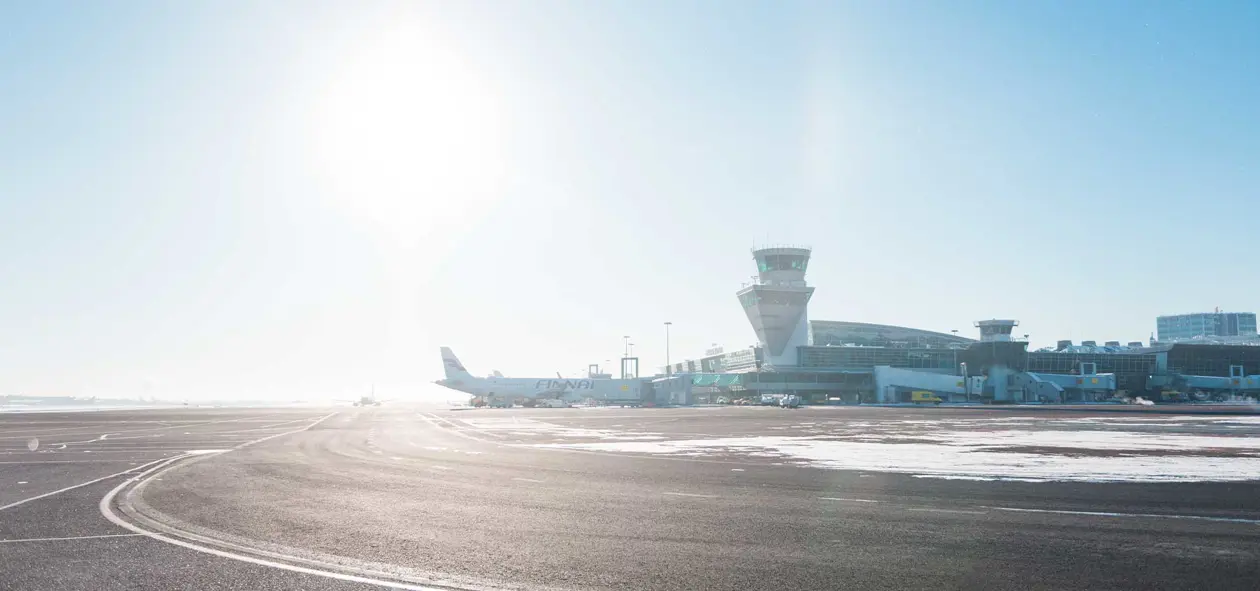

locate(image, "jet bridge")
[[873, 366, 968, 403], [1014, 365, 1117, 403], [1147, 365, 1260, 400]]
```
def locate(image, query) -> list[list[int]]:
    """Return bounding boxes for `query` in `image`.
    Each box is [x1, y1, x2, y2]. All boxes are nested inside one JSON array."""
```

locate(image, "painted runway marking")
[[0, 456, 177, 512], [986, 506, 1260, 524], [100, 454, 446, 591], [663, 492, 718, 498], [512, 477, 543, 483], [907, 508, 987, 515], [819, 497, 880, 503], [0, 460, 170, 464], [730, 468, 745, 472], [0, 533, 143, 544]]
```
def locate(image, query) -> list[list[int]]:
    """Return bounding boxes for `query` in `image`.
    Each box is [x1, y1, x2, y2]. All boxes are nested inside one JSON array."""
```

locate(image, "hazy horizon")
[[4, 1, 1259, 400]]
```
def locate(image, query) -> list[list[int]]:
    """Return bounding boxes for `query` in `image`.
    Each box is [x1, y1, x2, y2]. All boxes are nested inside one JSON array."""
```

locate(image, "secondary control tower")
[[975, 319, 1020, 342], [736, 247, 815, 368]]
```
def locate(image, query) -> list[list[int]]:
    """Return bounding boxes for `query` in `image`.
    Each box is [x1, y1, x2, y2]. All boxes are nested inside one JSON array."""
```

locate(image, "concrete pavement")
[[5, 405, 1260, 590]]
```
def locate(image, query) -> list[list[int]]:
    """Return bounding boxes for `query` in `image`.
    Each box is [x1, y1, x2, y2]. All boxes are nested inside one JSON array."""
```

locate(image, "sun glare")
[[314, 26, 506, 242]]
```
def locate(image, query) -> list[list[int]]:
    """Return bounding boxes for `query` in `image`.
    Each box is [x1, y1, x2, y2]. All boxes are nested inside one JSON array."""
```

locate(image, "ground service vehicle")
[[912, 391, 943, 404]]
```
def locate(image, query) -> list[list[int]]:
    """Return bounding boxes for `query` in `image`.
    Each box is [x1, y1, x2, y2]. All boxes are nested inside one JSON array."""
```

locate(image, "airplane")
[[339, 385, 391, 407], [435, 347, 621, 406]]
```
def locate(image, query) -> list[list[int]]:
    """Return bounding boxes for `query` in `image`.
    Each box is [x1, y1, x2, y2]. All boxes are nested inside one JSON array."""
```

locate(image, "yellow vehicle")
[[911, 391, 943, 404]]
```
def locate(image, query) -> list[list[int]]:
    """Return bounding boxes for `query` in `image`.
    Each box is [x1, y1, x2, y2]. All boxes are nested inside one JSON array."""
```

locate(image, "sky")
[[2, 0, 1259, 401]]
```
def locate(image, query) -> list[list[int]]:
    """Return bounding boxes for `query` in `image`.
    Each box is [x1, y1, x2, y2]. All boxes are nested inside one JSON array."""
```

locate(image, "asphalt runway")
[[5, 405, 1260, 590]]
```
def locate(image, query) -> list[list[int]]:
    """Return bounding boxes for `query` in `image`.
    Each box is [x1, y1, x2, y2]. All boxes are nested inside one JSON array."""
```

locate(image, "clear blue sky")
[[2, 1, 1258, 400]]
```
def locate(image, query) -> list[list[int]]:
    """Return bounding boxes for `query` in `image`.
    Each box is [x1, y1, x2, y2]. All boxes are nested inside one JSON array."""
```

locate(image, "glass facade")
[[1165, 345, 1260, 377], [756, 253, 808, 273], [798, 346, 959, 370], [1025, 352, 1157, 375], [810, 321, 974, 348], [1157, 312, 1259, 341]]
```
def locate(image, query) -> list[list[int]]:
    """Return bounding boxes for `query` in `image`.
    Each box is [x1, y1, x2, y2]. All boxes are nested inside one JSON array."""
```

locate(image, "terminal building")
[[647, 247, 1260, 406], [1156, 311, 1258, 343]]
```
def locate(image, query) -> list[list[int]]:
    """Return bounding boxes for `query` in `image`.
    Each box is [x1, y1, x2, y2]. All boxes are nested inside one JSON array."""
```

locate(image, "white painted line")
[[0, 412, 323, 441], [0, 445, 215, 454], [730, 468, 745, 472], [985, 506, 1260, 524], [99, 453, 448, 590], [428, 465, 451, 470], [0, 460, 172, 464], [0, 533, 143, 544], [416, 413, 498, 444], [0, 456, 177, 512], [819, 497, 880, 503], [663, 492, 718, 498], [234, 413, 336, 450], [512, 477, 543, 483], [907, 508, 987, 515]]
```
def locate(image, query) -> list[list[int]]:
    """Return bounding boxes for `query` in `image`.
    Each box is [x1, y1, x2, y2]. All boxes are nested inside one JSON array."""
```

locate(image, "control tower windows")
[[757, 254, 808, 273]]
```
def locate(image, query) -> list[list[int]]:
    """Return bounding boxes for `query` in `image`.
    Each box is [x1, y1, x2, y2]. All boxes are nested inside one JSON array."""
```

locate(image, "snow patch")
[[535, 433, 1260, 483]]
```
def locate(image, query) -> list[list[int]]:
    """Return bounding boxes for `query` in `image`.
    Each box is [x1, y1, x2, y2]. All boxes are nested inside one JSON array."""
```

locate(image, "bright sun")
[[314, 25, 506, 242]]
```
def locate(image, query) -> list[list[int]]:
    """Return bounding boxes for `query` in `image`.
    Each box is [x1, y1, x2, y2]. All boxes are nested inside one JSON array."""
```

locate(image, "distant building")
[[1157, 312, 1258, 342]]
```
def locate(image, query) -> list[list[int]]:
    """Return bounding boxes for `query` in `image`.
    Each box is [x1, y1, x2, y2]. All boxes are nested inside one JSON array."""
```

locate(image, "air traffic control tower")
[[737, 247, 815, 368]]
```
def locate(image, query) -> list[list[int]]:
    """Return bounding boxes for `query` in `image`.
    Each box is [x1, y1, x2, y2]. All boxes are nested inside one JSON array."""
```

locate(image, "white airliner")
[[435, 347, 636, 405], [336, 385, 392, 407]]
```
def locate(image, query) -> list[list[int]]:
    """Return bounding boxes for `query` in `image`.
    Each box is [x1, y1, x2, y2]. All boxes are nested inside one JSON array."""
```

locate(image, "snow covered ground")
[[458, 417, 664, 441], [526, 413, 1260, 483]]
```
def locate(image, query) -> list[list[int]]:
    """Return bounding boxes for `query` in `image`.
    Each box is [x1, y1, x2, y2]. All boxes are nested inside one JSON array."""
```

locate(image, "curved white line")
[[98, 463, 441, 591], [95, 411, 524, 591]]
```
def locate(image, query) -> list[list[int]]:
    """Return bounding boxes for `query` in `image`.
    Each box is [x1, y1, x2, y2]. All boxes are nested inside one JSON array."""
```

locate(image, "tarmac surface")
[[4, 404, 1260, 590]]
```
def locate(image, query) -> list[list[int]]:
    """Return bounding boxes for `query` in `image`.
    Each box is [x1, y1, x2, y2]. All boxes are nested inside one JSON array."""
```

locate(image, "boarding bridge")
[[876, 363, 1117, 404], [873, 366, 967, 403], [1011, 362, 1116, 403], [1147, 365, 1260, 400], [1014, 368, 1117, 403]]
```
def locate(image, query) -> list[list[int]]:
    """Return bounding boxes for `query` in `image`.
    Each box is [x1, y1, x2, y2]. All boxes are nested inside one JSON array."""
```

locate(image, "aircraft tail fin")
[[440, 347, 474, 379]]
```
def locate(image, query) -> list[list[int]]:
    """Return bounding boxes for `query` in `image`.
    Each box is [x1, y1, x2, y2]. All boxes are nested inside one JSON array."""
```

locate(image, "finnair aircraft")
[[435, 347, 640, 405]]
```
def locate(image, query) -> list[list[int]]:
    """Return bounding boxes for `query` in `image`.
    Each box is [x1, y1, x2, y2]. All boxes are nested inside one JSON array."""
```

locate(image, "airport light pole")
[[665, 321, 672, 376]]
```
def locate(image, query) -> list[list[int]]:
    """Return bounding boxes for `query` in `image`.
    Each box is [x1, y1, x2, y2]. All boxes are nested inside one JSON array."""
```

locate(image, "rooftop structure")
[[811, 320, 975, 349], [975, 319, 1019, 342]]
